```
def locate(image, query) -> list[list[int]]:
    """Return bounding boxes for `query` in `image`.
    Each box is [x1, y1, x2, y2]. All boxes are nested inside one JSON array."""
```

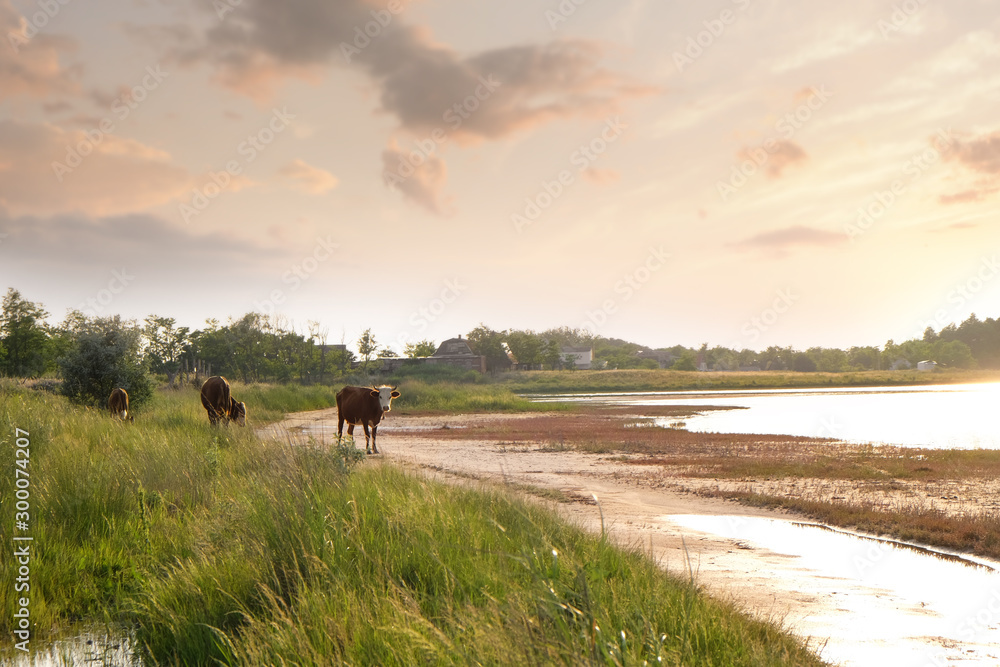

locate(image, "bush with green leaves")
[[59, 315, 153, 410]]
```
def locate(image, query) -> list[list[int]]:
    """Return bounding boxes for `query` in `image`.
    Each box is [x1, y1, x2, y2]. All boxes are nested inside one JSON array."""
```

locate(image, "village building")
[[425, 336, 486, 373], [367, 336, 486, 373], [561, 346, 594, 369]]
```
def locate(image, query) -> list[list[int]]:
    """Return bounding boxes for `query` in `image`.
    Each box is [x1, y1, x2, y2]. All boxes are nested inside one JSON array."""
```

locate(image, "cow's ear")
[[391, 391, 400, 398], [370, 389, 380, 397]]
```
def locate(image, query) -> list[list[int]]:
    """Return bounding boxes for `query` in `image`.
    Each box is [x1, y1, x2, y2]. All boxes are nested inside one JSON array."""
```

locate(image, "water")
[[668, 515, 1000, 666], [3, 628, 141, 667], [529, 381, 1000, 449]]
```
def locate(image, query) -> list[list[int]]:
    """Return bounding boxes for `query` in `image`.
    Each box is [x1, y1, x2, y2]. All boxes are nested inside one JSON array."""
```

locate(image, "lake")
[[529, 381, 1000, 449]]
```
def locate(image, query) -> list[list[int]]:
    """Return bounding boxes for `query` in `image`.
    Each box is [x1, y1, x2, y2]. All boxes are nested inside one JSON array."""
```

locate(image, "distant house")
[[917, 360, 938, 371], [425, 336, 486, 373], [361, 336, 486, 373], [562, 346, 593, 370]]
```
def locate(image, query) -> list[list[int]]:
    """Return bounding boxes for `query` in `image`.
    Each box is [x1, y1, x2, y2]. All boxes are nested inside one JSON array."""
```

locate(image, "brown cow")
[[107, 387, 132, 421], [200, 376, 247, 426], [336, 385, 400, 454]]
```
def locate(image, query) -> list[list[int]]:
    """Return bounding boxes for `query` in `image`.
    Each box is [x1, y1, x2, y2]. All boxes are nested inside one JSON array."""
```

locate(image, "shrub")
[[59, 316, 153, 410]]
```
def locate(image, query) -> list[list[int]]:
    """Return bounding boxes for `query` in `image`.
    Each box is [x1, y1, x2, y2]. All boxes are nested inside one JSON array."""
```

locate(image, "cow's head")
[[370, 385, 400, 412], [232, 399, 247, 426]]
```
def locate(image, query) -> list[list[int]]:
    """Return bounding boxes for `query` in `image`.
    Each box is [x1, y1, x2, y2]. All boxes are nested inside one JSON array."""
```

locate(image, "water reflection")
[[4, 629, 142, 667], [668, 514, 1000, 666], [530, 382, 1000, 449]]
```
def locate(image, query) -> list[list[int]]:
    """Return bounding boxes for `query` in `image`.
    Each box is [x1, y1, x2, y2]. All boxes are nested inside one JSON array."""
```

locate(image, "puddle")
[[668, 515, 1000, 666], [3, 628, 142, 666]]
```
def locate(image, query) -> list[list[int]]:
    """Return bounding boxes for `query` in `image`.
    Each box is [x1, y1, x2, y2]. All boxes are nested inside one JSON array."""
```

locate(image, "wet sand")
[[261, 409, 1000, 667]]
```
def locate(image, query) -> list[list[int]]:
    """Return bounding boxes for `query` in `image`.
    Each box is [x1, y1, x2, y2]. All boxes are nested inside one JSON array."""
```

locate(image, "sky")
[[1, 0, 999, 354]]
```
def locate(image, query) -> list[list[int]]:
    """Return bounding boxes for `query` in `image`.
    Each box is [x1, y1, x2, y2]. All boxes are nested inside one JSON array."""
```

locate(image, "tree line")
[[1, 288, 994, 400]]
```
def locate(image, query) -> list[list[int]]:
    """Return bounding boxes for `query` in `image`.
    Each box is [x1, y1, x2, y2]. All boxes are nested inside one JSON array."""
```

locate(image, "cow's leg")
[[346, 423, 356, 448], [362, 422, 372, 454], [370, 424, 379, 454], [337, 415, 345, 442]]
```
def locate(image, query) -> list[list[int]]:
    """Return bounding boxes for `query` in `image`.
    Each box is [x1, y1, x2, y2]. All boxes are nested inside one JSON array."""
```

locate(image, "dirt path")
[[261, 409, 1000, 667]]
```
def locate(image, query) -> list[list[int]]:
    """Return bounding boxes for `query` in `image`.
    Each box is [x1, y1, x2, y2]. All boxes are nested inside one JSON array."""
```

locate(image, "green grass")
[[393, 380, 571, 415], [150, 378, 566, 425], [0, 382, 824, 665]]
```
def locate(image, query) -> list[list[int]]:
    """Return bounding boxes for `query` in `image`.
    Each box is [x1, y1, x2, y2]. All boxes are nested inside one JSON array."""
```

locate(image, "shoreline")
[[263, 406, 1000, 665]]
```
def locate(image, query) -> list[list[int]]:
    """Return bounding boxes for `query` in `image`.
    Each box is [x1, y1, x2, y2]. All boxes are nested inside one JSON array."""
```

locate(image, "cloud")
[[582, 167, 621, 185], [731, 225, 846, 256], [163, 0, 657, 215], [181, 0, 656, 139], [946, 131, 1000, 175], [278, 159, 338, 194], [0, 209, 292, 321], [770, 25, 877, 74], [940, 131, 1000, 204], [938, 187, 999, 205], [0, 209, 274, 270], [0, 120, 192, 217], [381, 140, 453, 215], [737, 139, 807, 179], [1, 0, 79, 99]]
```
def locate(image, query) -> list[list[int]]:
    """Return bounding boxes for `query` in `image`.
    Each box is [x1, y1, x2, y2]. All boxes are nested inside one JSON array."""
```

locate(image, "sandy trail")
[[261, 409, 1000, 667]]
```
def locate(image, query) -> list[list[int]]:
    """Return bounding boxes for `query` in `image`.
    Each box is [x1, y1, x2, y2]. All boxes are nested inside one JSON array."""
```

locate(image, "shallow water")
[[668, 514, 1000, 666], [530, 382, 1000, 449], [3, 629, 141, 667]]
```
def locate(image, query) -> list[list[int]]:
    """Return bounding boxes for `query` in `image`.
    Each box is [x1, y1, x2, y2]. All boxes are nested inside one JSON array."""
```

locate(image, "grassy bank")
[[142, 378, 564, 424], [0, 383, 823, 665], [496, 368, 1000, 394]]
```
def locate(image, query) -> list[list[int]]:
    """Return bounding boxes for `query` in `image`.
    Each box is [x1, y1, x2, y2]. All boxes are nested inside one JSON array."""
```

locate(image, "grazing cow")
[[108, 387, 132, 421], [200, 375, 247, 426], [336, 385, 400, 454]]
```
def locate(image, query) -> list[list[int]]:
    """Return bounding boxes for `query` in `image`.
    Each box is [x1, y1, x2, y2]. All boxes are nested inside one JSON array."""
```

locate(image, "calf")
[[336, 385, 400, 454], [107, 387, 132, 421], [200, 375, 247, 426]]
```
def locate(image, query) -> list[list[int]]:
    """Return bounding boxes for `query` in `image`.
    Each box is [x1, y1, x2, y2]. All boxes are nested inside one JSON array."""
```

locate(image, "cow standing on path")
[[108, 388, 132, 421], [200, 376, 247, 426], [336, 385, 400, 454]]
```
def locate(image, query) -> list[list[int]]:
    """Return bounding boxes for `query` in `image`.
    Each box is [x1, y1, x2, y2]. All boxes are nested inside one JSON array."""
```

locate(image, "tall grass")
[[191, 379, 567, 421], [393, 380, 569, 414], [0, 382, 824, 665]]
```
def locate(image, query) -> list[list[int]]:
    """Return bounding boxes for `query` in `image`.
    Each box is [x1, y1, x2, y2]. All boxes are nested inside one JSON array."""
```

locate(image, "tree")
[[466, 325, 509, 373], [144, 315, 190, 385], [506, 330, 544, 369], [357, 328, 377, 371], [541, 339, 562, 369], [405, 340, 438, 358], [0, 288, 49, 377], [59, 315, 153, 409], [792, 352, 817, 372], [805, 347, 848, 372], [670, 351, 697, 371], [847, 346, 880, 370]]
